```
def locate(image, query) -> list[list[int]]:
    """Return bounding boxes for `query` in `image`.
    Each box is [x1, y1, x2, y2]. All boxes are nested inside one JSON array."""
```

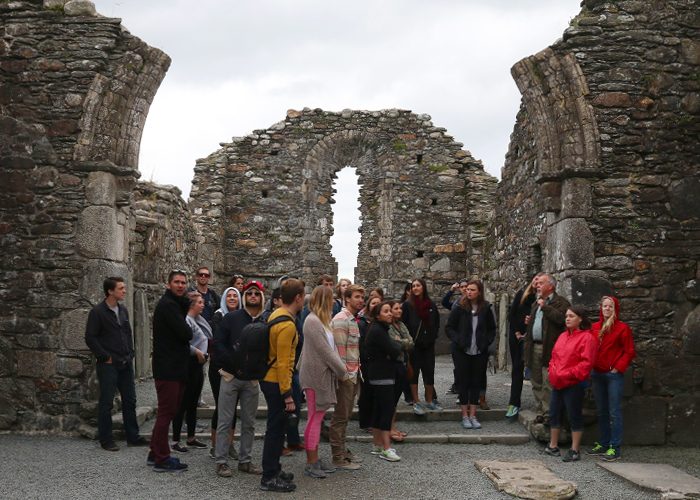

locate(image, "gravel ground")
[[3, 355, 696, 499]]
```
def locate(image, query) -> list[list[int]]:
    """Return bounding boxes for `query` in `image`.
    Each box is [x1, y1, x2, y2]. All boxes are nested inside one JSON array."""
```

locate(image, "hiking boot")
[[378, 448, 401, 462], [333, 458, 361, 470], [186, 438, 208, 449], [562, 449, 581, 462], [479, 395, 490, 410], [345, 448, 363, 463], [216, 463, 233, 477], [544, 445, 561, 456], [586, 442, 607, 456], [153, 457, 188, 472], [470, 417, 482, 429], [101, 441, 119, 452], [260, 476, 296, 492], [461, 416, 473, 429], [603, 447, 621, 461], [171, 442, 188, 453], [279, 470, 294, 482], [413, 403, 427, 416], [238, 462, 262, 475], [304, 461, 327, 479], [127, 437, 149, 447]]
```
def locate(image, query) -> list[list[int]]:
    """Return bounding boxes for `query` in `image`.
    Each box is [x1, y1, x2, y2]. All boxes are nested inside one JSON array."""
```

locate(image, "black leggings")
[[454, 350, 488, 406], [358, 366, 374, 430], [508, 332, 525, 407], [172, 358, 204, 441], [409, 345, 435, 385]]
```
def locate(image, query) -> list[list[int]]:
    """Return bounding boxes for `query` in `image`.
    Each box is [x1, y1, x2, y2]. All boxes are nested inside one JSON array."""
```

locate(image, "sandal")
[[390, 431, 405, 442]]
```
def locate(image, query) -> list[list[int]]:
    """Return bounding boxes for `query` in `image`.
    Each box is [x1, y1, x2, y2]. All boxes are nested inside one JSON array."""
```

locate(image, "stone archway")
[[190, 108, 497, 297]]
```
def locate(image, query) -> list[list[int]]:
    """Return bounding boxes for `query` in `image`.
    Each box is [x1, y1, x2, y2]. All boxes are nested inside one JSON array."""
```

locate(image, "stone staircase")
[[135, 403, 530, 445]]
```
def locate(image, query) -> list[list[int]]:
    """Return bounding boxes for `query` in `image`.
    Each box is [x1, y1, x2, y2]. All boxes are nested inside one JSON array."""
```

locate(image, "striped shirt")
[[331, 308, 361, 382]]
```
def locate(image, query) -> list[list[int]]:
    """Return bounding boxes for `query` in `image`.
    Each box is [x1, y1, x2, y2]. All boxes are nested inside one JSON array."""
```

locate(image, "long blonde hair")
[[310, 285, 334, 329], [599, 296, 616, 340], [521, 272, 544, 305]]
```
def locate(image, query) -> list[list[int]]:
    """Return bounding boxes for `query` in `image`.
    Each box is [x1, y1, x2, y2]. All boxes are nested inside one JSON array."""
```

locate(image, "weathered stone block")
[[669, 177, 700, 220], [17, 350, 56, 378], [623, 396, 667, 445], [56, 357, 85, 377], [545, 218, 595, 271], [76, 206, 125, 260], [60, 308, 91, 351], [667, 395, 700, 447], [85, 171, 117, 206], [560, 178, 591, 218], [681, 305, 700, 355], [63, 0, 96, 16], [80, 259, 128, 306]]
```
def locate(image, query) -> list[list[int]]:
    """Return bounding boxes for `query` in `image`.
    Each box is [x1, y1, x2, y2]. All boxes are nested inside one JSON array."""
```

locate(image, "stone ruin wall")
[[190, 108, 497, 299], [0, 0, 174, 431], [129, 182, 198, 379], [485, 0, 700, 445]]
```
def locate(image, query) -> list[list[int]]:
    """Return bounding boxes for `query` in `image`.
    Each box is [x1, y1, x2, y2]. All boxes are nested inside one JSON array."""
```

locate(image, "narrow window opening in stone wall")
[[330, 166, 361, 282], [417, 154, 423, 164], [271, 150, 278, 156], [262, 190, 268, 198], [528, 243, 542, 277], [416, 250, 424, 258], [431, 198, 437, 206]]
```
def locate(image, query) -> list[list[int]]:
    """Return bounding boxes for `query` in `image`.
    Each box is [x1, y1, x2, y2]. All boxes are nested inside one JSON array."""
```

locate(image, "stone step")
[[195, 405, 509, 422], [78, 406, 155, 440], [138, 414, 529, 446]]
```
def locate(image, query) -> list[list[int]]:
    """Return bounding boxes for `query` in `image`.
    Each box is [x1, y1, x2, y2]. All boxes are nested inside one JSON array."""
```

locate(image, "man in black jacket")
[[85, 277, 148, 451], [148, 270, 192, 472]]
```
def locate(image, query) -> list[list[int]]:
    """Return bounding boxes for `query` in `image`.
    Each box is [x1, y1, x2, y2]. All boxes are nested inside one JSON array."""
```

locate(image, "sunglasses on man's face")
[[245, 291, 261, 297], [198, 273, 210, 278]]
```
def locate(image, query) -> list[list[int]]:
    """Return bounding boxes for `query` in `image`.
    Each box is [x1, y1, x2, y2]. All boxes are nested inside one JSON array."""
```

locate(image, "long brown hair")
[[309, 285, 334, 329], [460, 279, 485, 312]]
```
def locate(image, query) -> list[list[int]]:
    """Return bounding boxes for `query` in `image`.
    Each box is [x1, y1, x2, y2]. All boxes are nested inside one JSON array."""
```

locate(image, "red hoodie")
[[548, 328, 597, 390], [590, 296, 636, 373]]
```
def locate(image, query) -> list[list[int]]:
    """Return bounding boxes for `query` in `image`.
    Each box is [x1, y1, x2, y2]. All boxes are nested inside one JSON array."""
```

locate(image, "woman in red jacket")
[[545, 306, 597, 462], [587, 296, 635, 462]]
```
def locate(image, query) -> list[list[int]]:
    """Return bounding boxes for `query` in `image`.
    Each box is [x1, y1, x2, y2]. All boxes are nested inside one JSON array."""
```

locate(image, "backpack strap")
[[265, 315, 296, 372]]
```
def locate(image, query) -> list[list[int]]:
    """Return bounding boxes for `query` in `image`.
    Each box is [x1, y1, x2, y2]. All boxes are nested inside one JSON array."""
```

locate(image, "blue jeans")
[[260, 381, 286, 481], [96, 360, 139, 444], [592, 370, 624, 448]]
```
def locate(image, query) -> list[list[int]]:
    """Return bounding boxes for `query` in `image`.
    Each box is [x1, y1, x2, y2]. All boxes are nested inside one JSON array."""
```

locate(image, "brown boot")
[[479, 394, 490, 410]]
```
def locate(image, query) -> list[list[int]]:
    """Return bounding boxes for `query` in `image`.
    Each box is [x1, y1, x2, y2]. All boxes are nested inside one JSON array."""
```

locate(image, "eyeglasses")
[[198, 273, 210, 278], [245, 291, 261, 296]]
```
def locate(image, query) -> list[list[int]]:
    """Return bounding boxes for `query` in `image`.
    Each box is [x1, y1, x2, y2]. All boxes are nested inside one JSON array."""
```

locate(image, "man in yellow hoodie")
[[259, 278, 305, 493]]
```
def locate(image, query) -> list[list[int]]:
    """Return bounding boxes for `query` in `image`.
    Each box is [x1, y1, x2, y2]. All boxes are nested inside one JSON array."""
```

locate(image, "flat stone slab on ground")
[[474, 459, 577, 500], [597, 462, 700, 499]]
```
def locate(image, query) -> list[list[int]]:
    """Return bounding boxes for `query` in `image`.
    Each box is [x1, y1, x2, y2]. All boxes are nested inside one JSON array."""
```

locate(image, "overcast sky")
[[95, 0, 581, 280]]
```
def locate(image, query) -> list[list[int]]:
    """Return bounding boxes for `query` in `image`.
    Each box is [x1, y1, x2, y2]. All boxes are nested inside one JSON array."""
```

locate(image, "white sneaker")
[[413, 403, 427, 416], [378, 448, 401, 462], [470, 417, 482, 429], [461, 416, 472, 429]]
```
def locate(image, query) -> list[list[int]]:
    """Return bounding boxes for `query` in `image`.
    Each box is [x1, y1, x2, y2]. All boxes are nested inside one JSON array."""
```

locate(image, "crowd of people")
[[84, 268, 636, 492]]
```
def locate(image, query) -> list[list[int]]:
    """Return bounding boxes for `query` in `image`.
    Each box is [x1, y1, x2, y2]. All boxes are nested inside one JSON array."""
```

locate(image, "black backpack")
[[231, 315, 295, 380]]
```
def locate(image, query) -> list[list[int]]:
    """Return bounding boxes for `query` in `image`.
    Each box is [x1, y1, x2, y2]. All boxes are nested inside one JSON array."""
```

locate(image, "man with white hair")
[[524, 273, 570, 420]]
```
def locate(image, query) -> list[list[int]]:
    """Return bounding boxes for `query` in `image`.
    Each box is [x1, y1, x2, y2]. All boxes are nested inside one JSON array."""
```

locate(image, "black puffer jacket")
[[446, 301, 497, 355], [152, 290, 192, 381]]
